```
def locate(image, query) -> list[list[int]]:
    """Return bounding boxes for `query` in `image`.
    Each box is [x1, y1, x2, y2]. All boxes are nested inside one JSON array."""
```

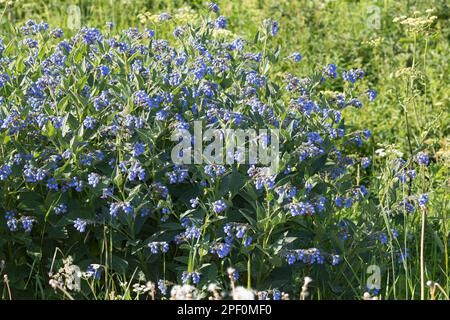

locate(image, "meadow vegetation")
[[0, 0, 448, 300]]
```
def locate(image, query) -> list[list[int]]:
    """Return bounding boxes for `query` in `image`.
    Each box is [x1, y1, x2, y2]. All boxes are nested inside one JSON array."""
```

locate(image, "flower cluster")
[[0, 6, 375, 296]]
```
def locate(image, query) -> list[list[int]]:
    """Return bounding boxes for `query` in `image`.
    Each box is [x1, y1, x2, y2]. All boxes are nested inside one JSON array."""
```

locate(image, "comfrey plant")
[[0, 4, 376, 299]]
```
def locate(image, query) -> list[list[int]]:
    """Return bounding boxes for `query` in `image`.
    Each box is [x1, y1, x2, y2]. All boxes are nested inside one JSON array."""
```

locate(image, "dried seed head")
[[232, 286, 255, 300], [49, 279, 58, 289]]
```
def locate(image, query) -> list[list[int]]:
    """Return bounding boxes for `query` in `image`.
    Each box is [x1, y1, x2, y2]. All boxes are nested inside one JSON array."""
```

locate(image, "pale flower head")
[[232, 286, 255, 300]]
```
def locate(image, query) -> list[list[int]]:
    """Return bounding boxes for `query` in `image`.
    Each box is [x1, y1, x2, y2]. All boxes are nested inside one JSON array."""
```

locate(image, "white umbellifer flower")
[[232, 286, 255, 300], [375, 148, 386, 157]]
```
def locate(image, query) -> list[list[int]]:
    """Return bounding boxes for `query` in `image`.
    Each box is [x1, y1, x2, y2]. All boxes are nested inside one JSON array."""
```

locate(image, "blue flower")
[[391, 228, 398, 238], [419, 194, 429, 207], [265, 19, 279, 36], [190, 197, 199, 208], [379, 233, 388, 245], [208, 2, 219, 12], [243, 236, 252, 247], [7, 217, 18, 232], [88, 173, 100, 188], [159, 13, 171, 22], [132, 142, 146, 157], [214, 16, 227, 29], [149, 242, 159, 254], [47, 178, 59, 190], [367, 89, 377, 102], [331, 254, 340, 266], [290, 202, 315, 216], [5, 211, 18, 232], [161, 242, 169, 253], [235, 225, 247, 239], [362, 129, 371, 139], [323, 64, 338, 79], [81, 27, 102, 45], [335, 196, 343, 208], [158, 279, 167, 295], [62, 149, 73, 159], [181, 271, 190, 284], [292, 52, 302, 62], [173, 27, 184, 38], [22, 216, 33, 232], [96, 65, 110, 78], [191, 272, 201, 284], [128, 161, 145, 181], [344, 197, 354, 208], [181, 271, 200, 284], [83, 116, 96, 129], [342, 68, 365, 83], [86, 264, 101, 280], [212, 200, 227, 213], [52, 116, 63, 129], [54, 204, 68, 215], [149, 241, 169, 254], [215, 243, 231, 258], [401, 200, 415, 213], [0, 164, 12, 180], [417, 152, 429, 166], [273, 289, 281, 300], [286, 253, 296, 265], [361, 157, 371, 169], [68, 177, 84, 192], [122, 202, 134, 214], [23, 38, 38, 48], [74, 218, 87, 232], [109, 203, 121, 217]]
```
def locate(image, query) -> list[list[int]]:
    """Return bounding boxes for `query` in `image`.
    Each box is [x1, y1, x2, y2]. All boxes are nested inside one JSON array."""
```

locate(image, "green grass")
[[0, 0, 449, 300]]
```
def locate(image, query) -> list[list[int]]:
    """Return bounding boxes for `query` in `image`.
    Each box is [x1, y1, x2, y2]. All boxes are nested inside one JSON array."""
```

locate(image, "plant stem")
[[420, 207, 426, 300], [247, 254, 251, 289]]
